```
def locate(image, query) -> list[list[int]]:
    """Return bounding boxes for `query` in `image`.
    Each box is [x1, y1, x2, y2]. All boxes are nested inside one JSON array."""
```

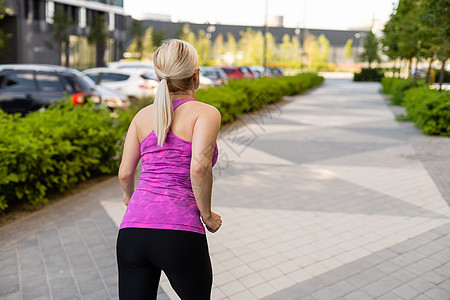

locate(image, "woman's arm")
[[190, 105, 222, 232], [118, 117, 141, 205]]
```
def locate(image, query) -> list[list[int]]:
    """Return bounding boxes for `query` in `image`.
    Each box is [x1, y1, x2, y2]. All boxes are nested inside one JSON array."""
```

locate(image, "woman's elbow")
[[191, 161, 211, 177], [118, 168, 134, 181]]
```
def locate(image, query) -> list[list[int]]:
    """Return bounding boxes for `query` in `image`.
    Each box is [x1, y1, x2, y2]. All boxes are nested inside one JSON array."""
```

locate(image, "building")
[[0, 0, 131, 69], [140, 19, 369, 69]]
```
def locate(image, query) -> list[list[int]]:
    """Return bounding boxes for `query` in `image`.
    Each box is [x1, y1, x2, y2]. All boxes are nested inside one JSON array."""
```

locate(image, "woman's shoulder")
[[194, 101, 221, 119]]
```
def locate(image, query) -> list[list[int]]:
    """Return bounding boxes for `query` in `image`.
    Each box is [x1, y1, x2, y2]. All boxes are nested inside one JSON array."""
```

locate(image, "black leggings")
[[116, 228, 212, 300]]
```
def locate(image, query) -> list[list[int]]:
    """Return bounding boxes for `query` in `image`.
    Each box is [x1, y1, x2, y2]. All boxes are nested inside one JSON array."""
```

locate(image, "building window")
[[108, 12, 115, 31], [79, 7, 86, 28], [45, 1, 54, 24], [33, 0, 41, 21]]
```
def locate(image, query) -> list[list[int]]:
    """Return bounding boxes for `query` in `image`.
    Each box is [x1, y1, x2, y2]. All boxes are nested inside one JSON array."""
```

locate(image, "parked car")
[[200, 66, 228, 85], [219, 66, 251, 80], [0, 64, 129, 114], [268, 66, 285, 77], [108, 60, 154, 70], [82, 67, 159, 99]]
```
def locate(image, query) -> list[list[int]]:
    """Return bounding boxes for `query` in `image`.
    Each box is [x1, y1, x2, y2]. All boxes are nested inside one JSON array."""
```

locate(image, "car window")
[[141, 73, 157, 80], [2, 72, 36, 91], [63, 75, 95, 92], [36, 74, 65, 92], [222, 68, 234, 74], [85, 73, 101, 83], [101, 73, 130, 82]]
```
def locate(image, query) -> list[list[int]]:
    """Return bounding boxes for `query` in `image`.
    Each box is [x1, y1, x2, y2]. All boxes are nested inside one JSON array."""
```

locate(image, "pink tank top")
[[119, 98, 218, 234]]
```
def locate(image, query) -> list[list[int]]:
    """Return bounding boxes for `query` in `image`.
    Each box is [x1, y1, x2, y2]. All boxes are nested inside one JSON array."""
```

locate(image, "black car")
[[0, 64, 102, 114]]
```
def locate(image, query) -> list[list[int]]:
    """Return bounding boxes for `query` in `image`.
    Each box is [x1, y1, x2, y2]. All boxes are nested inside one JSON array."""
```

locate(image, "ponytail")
[[153, 77, 173, 146], [152, 39, 199, 147]]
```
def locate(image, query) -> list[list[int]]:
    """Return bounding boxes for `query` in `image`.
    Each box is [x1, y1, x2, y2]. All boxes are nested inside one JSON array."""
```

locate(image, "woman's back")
[[119, 98, 219, 234]]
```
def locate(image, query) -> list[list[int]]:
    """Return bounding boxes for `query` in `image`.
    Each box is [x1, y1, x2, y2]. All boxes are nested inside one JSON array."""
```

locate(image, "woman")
[[116, 39, 222, 300]]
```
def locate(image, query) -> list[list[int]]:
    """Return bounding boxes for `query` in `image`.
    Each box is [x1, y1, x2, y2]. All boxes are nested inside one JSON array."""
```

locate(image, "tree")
[[178, 24, 196, 46], [87, 14, 108, 67], [303, 33, 319, 69], [345, 39, 353, 60], [0, 0, 11, 57], [152, 29, 166, 48], [45, 7, 75, 67], [318, 34, 330, 68], [141, 26, 154, 59], [225, 32, 237, 64], [127, 20, 144, 59], [195, 30, 211, 65], [418, 0, 449, 91], [360, 31, 380, 68], [212, 33, 225, 64]]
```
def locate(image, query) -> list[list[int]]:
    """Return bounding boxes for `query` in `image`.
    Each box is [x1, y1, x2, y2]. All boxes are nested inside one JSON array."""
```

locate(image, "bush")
[[390, 79, 426, 105], [196, 73, 324, 126], [0, 103, 130, 211], [353, 68, 384, 82], [404, 87, 450, 136], [381, 77, 403, 95], [0, 73, 323, 212]]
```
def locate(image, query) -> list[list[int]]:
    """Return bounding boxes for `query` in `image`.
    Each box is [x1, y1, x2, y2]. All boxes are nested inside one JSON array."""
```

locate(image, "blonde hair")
[[152, 39, 199, 146]]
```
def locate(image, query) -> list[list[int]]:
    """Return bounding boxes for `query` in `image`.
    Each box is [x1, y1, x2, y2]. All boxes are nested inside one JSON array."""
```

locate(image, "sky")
[[123, 0, 399, 30]]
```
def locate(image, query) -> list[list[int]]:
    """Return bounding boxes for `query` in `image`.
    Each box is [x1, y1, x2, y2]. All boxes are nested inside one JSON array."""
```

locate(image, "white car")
[[82, 67, 159, 99], [108, 61, 154, 70]]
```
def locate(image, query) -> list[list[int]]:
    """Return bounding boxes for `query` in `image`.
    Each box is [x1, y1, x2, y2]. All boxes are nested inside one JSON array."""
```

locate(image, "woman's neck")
[[169, 90, 195, 101]]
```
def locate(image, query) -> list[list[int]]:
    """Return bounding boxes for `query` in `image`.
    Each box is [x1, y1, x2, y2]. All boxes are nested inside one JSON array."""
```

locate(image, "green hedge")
[[197, 73, 324, 125], [0, 103, 130, 211], [381, 77, 426, 105], [404, 87, 450, 136], [0, 73, 323, 212], [354, 68, 385, 82]]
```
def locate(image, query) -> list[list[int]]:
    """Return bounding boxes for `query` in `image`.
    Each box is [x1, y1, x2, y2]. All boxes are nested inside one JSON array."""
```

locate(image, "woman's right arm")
[[190, 105, 222, 233]]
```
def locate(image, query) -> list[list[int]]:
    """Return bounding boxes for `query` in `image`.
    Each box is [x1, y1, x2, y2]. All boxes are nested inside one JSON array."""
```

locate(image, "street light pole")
[[263, 0, 268, 76]]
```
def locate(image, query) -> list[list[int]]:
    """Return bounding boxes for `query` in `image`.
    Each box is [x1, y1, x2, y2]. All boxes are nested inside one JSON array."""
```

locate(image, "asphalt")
[[1, 78, 449, 300]]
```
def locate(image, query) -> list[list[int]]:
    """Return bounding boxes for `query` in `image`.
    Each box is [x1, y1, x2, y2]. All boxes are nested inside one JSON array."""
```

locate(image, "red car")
[[219, 66, 252, 80]]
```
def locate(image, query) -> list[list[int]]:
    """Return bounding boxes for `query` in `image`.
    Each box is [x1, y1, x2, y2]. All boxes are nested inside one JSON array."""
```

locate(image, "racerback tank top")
[[119, 98, 219, 234]]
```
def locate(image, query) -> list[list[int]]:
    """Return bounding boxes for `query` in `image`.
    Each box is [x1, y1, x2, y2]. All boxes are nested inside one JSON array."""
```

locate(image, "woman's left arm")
[[118, 118, 141, 205]]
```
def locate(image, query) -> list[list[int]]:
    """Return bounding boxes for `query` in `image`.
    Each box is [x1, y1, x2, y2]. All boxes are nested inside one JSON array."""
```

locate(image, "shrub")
[[385, 78, 426, 105], [353, 68, 384, 82], [196, 73, 324, 126], [0, 103, 129, 211], [381, 77, 403, 95], [404, 87, 450, 136]]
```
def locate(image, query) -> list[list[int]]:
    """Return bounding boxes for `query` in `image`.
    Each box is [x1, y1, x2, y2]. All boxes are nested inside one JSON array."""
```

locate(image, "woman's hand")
[[202, 212, 222, 233], [122, 193, 131, 206]]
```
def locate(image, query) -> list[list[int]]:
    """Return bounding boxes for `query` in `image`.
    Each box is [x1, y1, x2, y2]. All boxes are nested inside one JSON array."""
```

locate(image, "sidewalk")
[[1, 79, 449, 300]]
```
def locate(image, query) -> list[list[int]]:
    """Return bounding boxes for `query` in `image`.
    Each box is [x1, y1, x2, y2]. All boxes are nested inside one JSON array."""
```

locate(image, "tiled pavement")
[[1, 78, 449, 300]]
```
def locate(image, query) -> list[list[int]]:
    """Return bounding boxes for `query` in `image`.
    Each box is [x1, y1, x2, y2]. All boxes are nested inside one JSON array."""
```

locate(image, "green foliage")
[[88, 14, 108, 67], [0, 103, 130, 211], [345, 39, 353, 59], [353, 68, 384, 82], [44, 7, 75, 67], [196, 73, 324, 126], [404, 87, 450, 135], [391, 79, 426, 105], [381, 77, 404, 94], [360, 31, 380, 66]]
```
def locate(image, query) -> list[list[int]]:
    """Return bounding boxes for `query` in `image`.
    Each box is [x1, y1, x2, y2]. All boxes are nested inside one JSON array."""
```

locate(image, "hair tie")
[[161, 75, 169, 81]]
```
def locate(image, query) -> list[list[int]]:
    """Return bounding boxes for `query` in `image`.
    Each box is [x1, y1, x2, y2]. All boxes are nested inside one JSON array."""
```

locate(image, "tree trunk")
[[413, 58, 419, 87], [425, 57, 434, 84], [439, 59, 446, 92], [96, 43, 106, 67], [64, 39, 70, 68], [407, 58, 412, 78]]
